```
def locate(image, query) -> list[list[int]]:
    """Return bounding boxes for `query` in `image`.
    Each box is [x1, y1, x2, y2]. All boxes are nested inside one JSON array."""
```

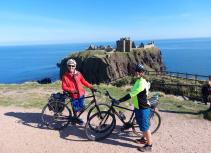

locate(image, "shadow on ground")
[[4, 112, 47, 129], [4, 111, 141, 149], [59, 124, 139, 148]]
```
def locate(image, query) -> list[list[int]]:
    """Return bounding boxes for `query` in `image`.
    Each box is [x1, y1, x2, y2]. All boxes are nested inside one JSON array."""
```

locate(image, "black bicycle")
[[41, 90, 109, 130], [85, 90, 161, 141]]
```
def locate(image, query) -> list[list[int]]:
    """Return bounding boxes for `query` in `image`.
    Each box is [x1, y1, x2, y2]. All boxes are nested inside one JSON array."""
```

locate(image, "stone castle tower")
[[116, 37, 132, 52]]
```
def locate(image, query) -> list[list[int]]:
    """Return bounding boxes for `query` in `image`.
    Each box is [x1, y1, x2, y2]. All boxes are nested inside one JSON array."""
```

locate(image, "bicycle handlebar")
[[105, 90, 160, 106], [104, 90, 121, 106]]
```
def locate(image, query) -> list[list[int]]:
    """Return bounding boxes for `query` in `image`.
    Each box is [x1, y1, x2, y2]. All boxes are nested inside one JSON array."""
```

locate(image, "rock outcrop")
[[37, 78, 52, 84], [59, 48, 165, 84]]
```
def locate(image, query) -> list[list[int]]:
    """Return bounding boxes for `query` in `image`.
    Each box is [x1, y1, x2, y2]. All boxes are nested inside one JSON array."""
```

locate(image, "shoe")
[[137, 144, 152, 152], [134, 137, 147, 144]]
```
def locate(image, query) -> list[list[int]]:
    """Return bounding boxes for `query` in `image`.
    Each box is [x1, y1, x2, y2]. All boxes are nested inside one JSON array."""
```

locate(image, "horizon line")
[[0, 36, 211, 47]]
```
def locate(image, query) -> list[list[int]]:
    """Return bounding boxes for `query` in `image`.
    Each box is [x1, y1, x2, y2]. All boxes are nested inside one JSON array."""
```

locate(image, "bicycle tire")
[[87, 103, 111, 120], [85, 111, 116, 141], [41, 102, 72, 130], [150, 109, 161, 134], [132, 109, 161, 136]]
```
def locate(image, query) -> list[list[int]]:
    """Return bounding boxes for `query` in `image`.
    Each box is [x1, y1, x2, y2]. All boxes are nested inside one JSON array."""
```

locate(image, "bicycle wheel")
[[87, 103, 111, 120], [150, 109, 161, 134], [85, 111, 116, 141], [132, 117, 142, 136], [132, 109, 161, 136], [41, 102, 72, 130]]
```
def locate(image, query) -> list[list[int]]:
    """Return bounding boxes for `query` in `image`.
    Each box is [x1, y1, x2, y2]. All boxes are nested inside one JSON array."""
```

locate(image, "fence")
[[147, 71, 210, 82], [146, 71, 211, 101]]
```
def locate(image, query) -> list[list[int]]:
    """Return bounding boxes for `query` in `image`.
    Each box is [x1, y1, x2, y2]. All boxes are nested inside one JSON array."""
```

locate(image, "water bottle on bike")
[[119, 111, 126, 120]]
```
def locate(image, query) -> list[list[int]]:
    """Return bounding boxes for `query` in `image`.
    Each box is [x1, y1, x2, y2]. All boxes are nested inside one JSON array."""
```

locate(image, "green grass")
[[159, 96, 210, 119], [70, 50, 107, 58], [0, 94, 48, 108], [0, 81, 210, 120], [0, 81, 61, 108], [68, 47, 161, 60]]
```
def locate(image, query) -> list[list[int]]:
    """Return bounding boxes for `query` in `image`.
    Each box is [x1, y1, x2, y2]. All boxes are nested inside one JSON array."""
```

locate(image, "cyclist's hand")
[[112, 99, 120, 105]]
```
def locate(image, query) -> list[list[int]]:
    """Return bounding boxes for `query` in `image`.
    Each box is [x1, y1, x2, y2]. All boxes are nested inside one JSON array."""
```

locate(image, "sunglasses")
[[68, 65, 76, 68]]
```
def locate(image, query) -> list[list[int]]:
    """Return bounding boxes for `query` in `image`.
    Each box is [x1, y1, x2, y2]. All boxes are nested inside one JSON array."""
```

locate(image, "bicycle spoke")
[[85, 111, 116, 141], [132, 109, 161, 136], [150, 110, 161, 134], [41, 102, 72, 130]]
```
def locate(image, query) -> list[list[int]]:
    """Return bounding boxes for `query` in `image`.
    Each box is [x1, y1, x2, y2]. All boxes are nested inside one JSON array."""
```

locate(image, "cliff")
[[59, 47, 165, 84]]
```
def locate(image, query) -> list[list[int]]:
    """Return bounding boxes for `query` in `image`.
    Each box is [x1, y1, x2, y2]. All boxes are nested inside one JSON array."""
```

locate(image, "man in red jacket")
[[62, 59, 94, 124]]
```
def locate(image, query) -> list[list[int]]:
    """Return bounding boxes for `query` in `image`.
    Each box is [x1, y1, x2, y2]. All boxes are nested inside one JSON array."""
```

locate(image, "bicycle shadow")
[[99, 126, 140, 148], [59, 124, 139, 149], [59, 124, 90, 141], [4, 111, 92, 141], [5, 112, 140, 148], [4, 112, 48, 130]]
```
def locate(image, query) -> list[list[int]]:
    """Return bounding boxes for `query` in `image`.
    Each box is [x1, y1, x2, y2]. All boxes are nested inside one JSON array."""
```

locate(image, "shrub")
[[112, 78, 130, 87]]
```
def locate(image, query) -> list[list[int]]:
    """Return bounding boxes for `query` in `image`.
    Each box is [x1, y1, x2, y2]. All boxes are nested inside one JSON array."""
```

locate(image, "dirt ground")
[[0, 106, 211, 153]]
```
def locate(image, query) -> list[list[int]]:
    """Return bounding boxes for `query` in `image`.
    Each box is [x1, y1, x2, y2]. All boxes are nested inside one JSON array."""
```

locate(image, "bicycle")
[[85, 90, 161, 141], [41, 90, 109, 130]]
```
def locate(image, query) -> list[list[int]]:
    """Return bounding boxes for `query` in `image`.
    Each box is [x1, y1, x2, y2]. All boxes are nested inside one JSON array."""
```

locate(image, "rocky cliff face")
[[59, 48, 165, 84]]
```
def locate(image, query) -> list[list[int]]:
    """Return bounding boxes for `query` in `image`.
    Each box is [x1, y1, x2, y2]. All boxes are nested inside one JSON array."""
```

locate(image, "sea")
[[0, 38, 211, 84]]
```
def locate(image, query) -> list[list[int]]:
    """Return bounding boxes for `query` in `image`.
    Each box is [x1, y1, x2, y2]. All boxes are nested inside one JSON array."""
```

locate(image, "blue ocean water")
[[0, 38, 210, 83], [0, 42, 113, 83], [155, 38, 211, 76]]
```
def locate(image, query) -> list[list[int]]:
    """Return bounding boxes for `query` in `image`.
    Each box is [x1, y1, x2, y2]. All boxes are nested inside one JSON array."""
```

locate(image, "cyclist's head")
[[135, 64, 146, 73], [67, 59, 77, 73], [67, 59, 76, 66]]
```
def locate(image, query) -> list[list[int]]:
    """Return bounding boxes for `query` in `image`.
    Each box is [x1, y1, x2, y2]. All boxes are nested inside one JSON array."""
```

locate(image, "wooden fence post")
[[195, 75, 197, 85], [186, 73, 188, 84]]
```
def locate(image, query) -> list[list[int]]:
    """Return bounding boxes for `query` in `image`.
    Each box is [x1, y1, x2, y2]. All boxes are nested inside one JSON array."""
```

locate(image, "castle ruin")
[[116, 37, 132, 52], [144, 41, 155, 49]]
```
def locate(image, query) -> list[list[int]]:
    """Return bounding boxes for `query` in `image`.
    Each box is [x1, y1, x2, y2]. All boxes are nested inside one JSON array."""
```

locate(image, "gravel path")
[[0, 106, 211, 153]]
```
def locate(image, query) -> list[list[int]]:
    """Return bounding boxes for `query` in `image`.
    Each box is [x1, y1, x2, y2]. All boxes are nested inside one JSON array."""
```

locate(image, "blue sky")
[[0, 0, 211, 45]]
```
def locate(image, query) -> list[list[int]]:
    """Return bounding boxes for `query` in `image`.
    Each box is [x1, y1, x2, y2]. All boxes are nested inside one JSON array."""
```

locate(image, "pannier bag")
[[148, 95, 159, 109], [48, 92, 66, 113]]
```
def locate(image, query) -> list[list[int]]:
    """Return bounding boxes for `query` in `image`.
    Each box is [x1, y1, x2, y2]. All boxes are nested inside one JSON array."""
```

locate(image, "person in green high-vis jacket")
[[117, 64, 152, 152]]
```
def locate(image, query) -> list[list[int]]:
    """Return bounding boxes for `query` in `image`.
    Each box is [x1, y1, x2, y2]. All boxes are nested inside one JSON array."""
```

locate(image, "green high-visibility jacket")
[[129, 77, 149, 109]]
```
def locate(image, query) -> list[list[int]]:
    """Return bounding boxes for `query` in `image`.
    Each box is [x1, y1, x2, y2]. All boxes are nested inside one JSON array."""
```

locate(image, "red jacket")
[[62, 71, 93, 99]]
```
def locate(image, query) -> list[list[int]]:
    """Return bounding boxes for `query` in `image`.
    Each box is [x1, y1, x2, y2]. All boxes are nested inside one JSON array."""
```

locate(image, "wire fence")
[[147, 71, 210, 81]]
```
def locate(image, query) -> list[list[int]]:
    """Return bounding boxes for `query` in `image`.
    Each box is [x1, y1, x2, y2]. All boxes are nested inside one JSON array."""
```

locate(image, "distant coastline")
[[1, 37, 211, 47], [0, 37, 211, 84]]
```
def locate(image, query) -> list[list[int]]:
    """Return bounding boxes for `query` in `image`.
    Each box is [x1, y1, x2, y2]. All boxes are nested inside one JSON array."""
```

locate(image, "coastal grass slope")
[[0, 82, 210, 120]]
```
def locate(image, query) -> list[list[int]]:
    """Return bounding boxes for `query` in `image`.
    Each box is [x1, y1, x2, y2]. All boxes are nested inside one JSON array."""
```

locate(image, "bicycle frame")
[[104, 90, 159, 128], [65, 91, 99, 119], [84, 91, 161, 141], [108, 104, 135, 125]]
